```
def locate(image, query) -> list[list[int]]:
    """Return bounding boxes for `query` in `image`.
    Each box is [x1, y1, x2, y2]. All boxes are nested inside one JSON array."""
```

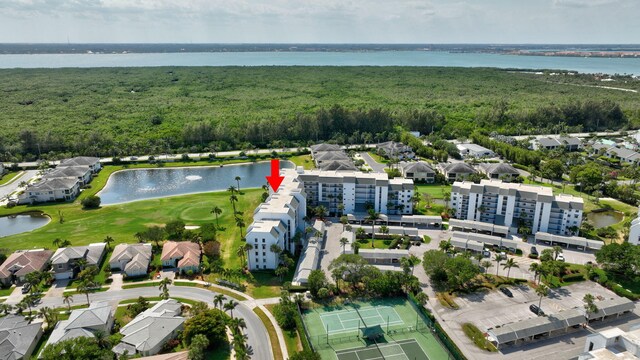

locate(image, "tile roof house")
[[477, 163, 521, 182], [44, 301, 113, 349], [112, 299, 184, 357], [533, 137, 582, 151], [0, 315, 43, 360], [0, 249, 53, 286], [438, 163, 478, 183], [50, 243, 106, 280], [45, 166, 92, 185], [109, 243, 152, 278], [318, 160, 358, 171], [400, 162, 435, 183], [376, 141, 415, 160], [161, 242, 201, 274], [136, 352, 188, 360], [57, 157, 102, 173], [19, 177, 81, 204]]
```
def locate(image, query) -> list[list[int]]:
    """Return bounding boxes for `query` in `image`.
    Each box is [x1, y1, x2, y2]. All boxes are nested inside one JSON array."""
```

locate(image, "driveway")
[[12, 285, 273, 360], [319, 222, 346, 281], [359, 152, 387, 173], [0, 170, 38, 199]]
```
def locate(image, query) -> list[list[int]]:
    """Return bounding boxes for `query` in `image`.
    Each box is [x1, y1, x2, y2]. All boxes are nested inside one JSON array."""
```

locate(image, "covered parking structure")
[[349, 224, 419, 238], [487, 308, 585, 348], [450, 235, 484, 253], [448, 219, 509, 237], [359, 248, 409, 265], [586, 297, 636, 322], [450, 231, 519, 252], [346, 214, 442, 228], [534, 232, 603, 251]]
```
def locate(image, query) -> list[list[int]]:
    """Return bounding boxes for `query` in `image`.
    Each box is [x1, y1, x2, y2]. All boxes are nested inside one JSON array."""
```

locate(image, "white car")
[[556, 253, 565, 262]]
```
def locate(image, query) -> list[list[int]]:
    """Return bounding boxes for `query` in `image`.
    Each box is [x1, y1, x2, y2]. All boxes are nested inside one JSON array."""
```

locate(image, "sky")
[[0, 0, 638, 44]]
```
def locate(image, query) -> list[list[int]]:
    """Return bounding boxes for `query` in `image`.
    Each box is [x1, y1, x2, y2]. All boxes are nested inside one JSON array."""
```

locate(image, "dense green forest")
[[0, 66, 638, 161]]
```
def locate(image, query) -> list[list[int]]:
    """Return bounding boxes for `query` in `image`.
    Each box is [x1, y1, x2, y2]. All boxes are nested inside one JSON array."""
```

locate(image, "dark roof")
[[27, 177, 79, 192], [58, 157, 100, 167], [320, 160, 358, 171], [480, 163, 520, 175], [310, 143, 342, 152], [442, 163, 477, 174], [401, 161, 435, 174]]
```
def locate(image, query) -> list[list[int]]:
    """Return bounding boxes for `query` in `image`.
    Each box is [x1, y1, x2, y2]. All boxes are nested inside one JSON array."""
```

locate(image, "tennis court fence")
[[310, 322, 431, 349]]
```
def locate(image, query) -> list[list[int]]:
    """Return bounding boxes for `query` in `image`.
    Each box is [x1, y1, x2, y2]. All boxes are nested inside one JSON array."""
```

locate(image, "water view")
[[587, 210, 625, 228], [0, 214, 50, 238], [1, 51, 639, 75], [98, 162, 294, 205]]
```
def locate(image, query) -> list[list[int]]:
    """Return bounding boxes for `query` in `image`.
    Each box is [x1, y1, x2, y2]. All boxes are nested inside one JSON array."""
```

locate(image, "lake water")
[[587, 210, 624, 228], [0, 214, 50, 238], [0, 51, 638, 75], [98, 162, 294, 205]]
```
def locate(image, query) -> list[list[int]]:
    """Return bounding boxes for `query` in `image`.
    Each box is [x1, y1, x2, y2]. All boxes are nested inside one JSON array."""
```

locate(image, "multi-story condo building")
[[297, 169, 414, 216], [450, 180, 583, 236], [629, 208, 640, 245], [245, 167, 414, 270]]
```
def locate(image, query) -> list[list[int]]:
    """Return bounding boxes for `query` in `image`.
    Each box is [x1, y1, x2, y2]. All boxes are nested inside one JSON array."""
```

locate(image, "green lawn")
[[0, 287, 14, 297], [265, 304, 301, 354], [367, 151, 388, 164], [357, 238, 394, 249], [289, 155, 316, 170], [0, 171, 21, 186], [246, 271, 293, 299], [0, 165, 263, 269]]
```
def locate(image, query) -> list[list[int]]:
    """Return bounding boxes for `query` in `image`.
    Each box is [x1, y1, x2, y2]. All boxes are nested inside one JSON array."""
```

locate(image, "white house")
[[57, 157, 102, 173], [109, 243, 152, 277], [456, 143, 495, 158], [46, 166, 92, 185], [20, 177, 81, 204], [400, 162, 435, 183], [629, 208, 640, 246], [113, 299, 184, 357], [477, 163, 521, 182], [451, 180, 583, 236]]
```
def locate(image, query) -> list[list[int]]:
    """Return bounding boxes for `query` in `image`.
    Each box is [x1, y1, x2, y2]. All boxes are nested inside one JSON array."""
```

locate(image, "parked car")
[[557, 253, 565, 262], [500, 251, 507, 258], [530, 304, 545, 316], [483, 249, 491, 258], [530, 246, 538, 256], [500, 287, 513, 297], [21, 283, 31, 294]]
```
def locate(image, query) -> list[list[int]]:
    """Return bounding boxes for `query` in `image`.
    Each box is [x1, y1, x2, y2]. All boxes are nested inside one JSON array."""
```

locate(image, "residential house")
[[400, 162, 435, 183], [57, 157, 102, 173], [309, 143, 342, 157], [109, 243, 152, 277], [438, 163, 478, 183], [0, 315, 43, 360], [589, 143, 611, 157], [0, 163, 4, 175], [160, 242, 201, 274], [19, 177, 81, 204], [136, 353, 188, 360], [44, 301, 113, 349], [533, 137, 582, 151], [45, 166, 92, 185], [456, 143, 495, 158], [319, 160, 358, 171], [477, 163, 521, 182], [112, 299, 184, 357], [605, 146, 640, 165], [0, 249, 53, 286], [450, 180, 583, 236], [376, 141, 414, 160], [50, 243, 106, 280], [313, 151, 351, 168]]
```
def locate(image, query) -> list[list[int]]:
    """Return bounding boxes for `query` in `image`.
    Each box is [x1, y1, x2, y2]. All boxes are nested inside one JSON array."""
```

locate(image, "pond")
[[98, 161, 294, 205], [0, 214, 50, 238], [587, 210, 625, 228]]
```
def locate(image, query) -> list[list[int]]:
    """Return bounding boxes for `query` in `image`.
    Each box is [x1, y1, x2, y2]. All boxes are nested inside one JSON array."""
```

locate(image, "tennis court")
[[320, 306, 405, 335], [336, 339, 430, 360]]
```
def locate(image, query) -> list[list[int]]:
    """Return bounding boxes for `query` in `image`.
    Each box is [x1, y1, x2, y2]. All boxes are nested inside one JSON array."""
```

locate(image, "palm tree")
[[227, 186, 237, 195], [481, 260, 493, 273], [339, 237, 349, 254], [103, 236, 114, 249], [52, 238, 62, 248], [529, 263, 541, 284], [503, 258, 519, 278], [439, 240, 453, 253], [340, 216, 349, 231], [583, 293, 599, 319], [75, 258, 88, 272], [213, 294, 225, 310], [93, 330, 111, 349], [159, 278, 172, 300], [229, 194, 238, 214], [494, 254, 505, 276], [552, 245, 563, 260], [235, 176, 242, 192], [275, 266, 288, 281], [235, 217, 246, 238], [77, 280, 94, 304], [211, 206, 222, 227], [367, 209, 380, 248], [236, 246, 246, 265], [224, 300, 238, 318], [63, 293, 73, 312], [230, 317, 247, 333], [535, 284, 549, 311], [243, 243, 253, 269], [60, 239, 72, 248], [270, 244, 282, 259], [315, 205, 328, 220]]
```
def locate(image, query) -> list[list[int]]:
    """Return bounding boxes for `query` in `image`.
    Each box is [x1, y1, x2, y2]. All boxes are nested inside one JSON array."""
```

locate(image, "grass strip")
[[254, 307, 283, 360]]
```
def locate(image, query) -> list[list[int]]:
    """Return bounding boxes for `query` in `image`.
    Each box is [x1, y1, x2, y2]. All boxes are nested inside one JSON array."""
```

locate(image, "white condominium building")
[[450, 180, 583, 236], [629, 208, 640, 245], [296, 169, 414, 216], [246, 171, 307, 270]]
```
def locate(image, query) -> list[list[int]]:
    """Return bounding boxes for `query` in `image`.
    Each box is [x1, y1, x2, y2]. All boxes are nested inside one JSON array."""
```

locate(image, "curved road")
[[28, 285, 272, 360]]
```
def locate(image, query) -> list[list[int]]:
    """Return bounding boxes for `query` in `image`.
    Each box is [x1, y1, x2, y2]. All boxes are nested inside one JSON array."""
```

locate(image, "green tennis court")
[[320, 306, 404, 335], [336, 339, 429, 360]]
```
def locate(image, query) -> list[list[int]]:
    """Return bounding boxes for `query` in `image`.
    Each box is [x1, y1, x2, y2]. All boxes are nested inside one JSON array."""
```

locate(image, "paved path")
[[0, 170, 38, 199], [359, 152, 387, 173]]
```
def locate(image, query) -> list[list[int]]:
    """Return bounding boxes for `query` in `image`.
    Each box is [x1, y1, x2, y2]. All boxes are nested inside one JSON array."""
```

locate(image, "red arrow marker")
[[266, 159, 284, 192]]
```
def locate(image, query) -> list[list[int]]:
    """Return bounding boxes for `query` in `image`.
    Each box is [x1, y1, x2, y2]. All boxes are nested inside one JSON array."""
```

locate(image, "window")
[[254, 252, 258, 256], [263, 252, 266, 256], [262, 244, 265, 249], [262, 239, 265, 243]]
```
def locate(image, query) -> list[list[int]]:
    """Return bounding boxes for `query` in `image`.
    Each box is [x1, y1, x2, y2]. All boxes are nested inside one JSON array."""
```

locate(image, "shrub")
[[561, 273, 586, 283], [81, 195, 101, 209]]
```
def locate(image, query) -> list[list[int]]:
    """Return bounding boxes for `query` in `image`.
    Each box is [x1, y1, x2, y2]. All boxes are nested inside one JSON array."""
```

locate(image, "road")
[[19, 285, 273, 360], [510, 130, 638, 141], [0, 170, 38, 199], [358, 152, 387, 173]]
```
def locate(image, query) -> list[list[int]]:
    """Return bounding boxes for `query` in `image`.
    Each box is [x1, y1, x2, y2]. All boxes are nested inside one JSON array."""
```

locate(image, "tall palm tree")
[[339, 237, 349, 254], [367, 209, 380, 248], [235, 217, 246, 238], [529, 263, 541, 284], [229, 195, 238, 214], [243, 243, 254, 269], [63, 293, 73, 312], [213, 294, 225, 310], [535, 284, 549, 311], [93, 330, 111, 349], [583, 293, 599, 319], [406, 254, 421, 276], [224, 300, 238, 318], [134, 232, 145, 243], [235, 176, 242, 192], [60, 239, 72, 248], [77, 280, 94, 304], [52, 238, 62, 248], [230, 317, 247, 333], [552, 246, 563, 260], [494, 254, 505, 276], [103, 236, 114, 249], [236, 246, 246, 265], [481, 260, 493, 273], [227, 186, 237, 195], [211, 206, 222, 227], [159, 278, 172, 300], [503, 258, 519, 278]]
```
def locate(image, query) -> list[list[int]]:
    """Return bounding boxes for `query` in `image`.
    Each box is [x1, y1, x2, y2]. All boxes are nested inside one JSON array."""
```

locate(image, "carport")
[[451, 231, 519, 252], [399, 215, 442, 228], [450, 235, 484, 253], [534, 232, 603, 251], [448, 219, 509, 236], [587, 297, 636, 322], [487, 308, 585, 348]]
